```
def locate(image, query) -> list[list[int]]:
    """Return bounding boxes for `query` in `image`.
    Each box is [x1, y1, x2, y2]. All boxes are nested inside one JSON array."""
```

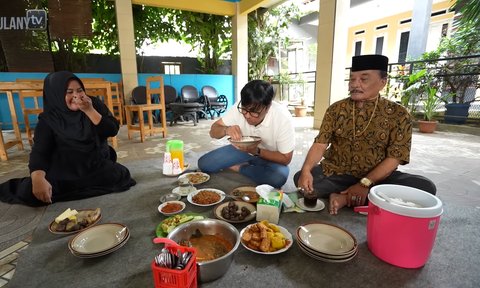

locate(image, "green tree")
[[91, 0, 178, 55], [452, 0, 480, 29], [167, 11, 231, 74], [91, 1, 231, 73], [434, 22, 480, 103], [247, 5, 299, 81]]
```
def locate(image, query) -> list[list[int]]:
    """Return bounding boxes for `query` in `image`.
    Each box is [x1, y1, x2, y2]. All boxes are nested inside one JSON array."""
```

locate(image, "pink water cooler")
[[355, 184, 443, 268]]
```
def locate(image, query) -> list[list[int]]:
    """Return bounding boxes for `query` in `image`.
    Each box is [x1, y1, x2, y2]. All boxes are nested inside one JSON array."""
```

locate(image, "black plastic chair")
[[201, 85, 228, 119], [167, 85, 205, 126], [130, 86, 160, 123], [164, 85, 180, 126]]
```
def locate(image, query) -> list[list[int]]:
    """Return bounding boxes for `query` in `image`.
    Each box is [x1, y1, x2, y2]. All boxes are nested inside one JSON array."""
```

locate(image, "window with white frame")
[[163, 62, 181, 74]]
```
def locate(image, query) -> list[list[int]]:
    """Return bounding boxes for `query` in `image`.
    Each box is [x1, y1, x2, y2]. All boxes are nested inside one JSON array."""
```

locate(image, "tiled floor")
[[0, 237, 31, 287]]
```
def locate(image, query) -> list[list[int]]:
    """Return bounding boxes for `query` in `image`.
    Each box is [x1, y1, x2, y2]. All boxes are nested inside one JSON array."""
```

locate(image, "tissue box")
[[256, 190, 283, 224]]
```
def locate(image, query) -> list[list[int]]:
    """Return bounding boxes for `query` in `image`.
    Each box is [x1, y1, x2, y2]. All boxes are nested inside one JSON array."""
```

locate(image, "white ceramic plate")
[[296, 198, 326, 212], [240, 224, 293, 255], [228, 136, 261, 147], [172, 186, 197, 197], [69, 231, 130, 258], [187, 189, 226, 207], [297, 241, 358, 263], [296, 236, 357, 259], [214, 201, 256, 223], [162, 163, 190, 177], [69, 223, 129, 254], [158, 201, 186, 216], [178, 172, 210, 185], [230, 186, 260, 203], [296, 223, 356, 255]]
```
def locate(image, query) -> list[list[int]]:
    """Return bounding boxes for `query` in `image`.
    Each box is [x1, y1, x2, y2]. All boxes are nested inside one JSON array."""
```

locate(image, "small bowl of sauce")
[[158, 201, 186, 216]]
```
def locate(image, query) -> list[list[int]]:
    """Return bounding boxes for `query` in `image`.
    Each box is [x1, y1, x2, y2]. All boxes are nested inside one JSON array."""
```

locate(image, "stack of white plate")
[[295, 222, 358, 263], [68, 223, 130, 258]]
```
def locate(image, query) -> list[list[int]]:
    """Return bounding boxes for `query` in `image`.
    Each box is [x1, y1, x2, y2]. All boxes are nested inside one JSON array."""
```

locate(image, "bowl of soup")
[[167, 219, 240, 283]]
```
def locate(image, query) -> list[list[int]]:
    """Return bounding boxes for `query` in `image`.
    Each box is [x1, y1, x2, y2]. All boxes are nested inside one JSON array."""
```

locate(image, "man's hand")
[[297, 170, 314, 193], [340, 183, 369, 207], [226, 125, 242, 141]]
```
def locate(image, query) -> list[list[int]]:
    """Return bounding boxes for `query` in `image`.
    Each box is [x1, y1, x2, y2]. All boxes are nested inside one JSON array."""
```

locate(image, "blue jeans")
[[198, 145, 289, 188]]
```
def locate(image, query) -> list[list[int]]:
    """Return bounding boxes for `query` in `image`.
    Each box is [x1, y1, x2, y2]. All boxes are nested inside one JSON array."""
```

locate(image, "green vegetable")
[[155, 213, 205, 237], [179, 215, 194, 224]]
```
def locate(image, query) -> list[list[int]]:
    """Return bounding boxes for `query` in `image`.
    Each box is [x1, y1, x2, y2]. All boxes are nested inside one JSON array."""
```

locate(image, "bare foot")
[[228, 164, 242, 172], [329, 193, 347, 215]]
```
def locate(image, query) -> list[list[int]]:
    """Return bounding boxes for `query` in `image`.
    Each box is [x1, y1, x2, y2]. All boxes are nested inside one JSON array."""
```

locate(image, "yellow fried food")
[[260, 237, 271, 252], [271, 236, 286, 250], [242, 230, 252, 242], [242, 220, 288, 252], [258, 223, 268, 238], [251, 232, 261, 241]]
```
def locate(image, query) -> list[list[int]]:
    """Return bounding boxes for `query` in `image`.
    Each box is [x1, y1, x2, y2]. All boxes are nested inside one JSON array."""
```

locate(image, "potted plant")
[[418, 86, 442, 133], [428, 22, 480, 124], [400, 69, 442, 132], [400, 69, 426, 116], [294, 97, 308, 117]]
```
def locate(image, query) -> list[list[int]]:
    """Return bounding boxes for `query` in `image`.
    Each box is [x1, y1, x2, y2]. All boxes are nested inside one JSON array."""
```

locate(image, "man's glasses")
[[237, 103, 266, 118]]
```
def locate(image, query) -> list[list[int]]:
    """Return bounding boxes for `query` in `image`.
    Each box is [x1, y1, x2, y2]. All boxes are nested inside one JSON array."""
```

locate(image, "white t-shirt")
[[221, 101, 295, 154]]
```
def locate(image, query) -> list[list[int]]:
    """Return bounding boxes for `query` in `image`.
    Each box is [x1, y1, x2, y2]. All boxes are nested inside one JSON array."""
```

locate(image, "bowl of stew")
[[167, 219, 240, 283]]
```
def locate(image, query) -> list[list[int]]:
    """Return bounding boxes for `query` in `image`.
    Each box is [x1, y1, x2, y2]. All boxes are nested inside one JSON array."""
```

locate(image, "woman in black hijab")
[[0, 71, 136, 206]]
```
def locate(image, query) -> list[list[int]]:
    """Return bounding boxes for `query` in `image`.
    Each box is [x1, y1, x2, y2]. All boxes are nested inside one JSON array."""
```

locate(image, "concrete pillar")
[[232, 6, 249, 102], [407, 0, 433, 60], [115, 0, 138, 102], [313, 0, 350, 129]]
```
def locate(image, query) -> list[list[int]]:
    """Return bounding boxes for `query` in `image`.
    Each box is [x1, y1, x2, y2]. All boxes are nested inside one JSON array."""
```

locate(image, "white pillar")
[[115, 0, 138, 102], [313, 0, 350, 129], [407, 0, 433, 60], [232, 6, 248, 102]]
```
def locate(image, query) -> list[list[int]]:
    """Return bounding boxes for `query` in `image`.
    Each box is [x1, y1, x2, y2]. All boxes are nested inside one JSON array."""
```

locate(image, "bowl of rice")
[[228, 136, 261, 147]]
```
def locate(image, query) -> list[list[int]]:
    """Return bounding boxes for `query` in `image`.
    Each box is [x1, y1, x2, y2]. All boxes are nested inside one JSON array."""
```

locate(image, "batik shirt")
[[314, 96, 412, 178]]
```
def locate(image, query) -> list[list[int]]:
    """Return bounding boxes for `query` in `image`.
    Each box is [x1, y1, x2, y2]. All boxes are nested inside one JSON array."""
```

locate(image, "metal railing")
[[384, 55, 480, 125], [271, 55, 480, 126]]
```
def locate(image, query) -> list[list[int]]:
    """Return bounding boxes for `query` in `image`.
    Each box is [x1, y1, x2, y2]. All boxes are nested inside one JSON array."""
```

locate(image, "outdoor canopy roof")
[[131, 0, 286, 16]]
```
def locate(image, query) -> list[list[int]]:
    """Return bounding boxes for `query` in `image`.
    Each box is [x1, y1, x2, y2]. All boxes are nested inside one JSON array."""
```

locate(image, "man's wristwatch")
[[359, 177, 374, 188]]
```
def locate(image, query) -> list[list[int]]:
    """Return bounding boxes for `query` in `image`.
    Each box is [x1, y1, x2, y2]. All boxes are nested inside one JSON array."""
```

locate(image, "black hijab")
[[38, 71, 96, 150]]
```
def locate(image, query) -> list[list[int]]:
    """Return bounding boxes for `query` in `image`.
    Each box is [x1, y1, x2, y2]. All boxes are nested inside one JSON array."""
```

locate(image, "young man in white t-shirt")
[[197, 80, 295, 188]]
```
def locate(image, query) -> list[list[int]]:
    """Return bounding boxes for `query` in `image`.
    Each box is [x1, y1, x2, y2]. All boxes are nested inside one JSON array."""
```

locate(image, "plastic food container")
[[354, 184, 443, 268]]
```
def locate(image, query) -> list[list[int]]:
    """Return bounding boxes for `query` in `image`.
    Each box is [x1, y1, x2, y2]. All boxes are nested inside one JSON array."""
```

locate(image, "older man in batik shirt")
[[294, 54, 436, 215]]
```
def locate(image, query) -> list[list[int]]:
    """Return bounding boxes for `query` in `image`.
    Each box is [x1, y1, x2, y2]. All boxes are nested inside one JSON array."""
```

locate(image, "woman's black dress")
[[0, 71, 136, 206]]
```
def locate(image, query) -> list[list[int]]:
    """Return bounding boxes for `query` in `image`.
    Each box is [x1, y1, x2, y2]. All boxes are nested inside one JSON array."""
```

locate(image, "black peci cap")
[[351, 54, 389, 72]]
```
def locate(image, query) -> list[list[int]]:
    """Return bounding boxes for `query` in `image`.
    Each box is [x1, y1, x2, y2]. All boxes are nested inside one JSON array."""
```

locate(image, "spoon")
[[225, 194, 251, 202]]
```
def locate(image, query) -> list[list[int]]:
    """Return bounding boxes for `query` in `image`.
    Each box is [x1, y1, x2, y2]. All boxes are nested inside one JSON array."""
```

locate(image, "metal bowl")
[[167, 219, 240, 283], [159, 193, 181, 203]]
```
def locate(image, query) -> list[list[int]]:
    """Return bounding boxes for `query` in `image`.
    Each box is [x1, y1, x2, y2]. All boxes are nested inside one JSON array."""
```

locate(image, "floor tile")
[[0, 242, 28, 260], [0, 264, 14, 277]]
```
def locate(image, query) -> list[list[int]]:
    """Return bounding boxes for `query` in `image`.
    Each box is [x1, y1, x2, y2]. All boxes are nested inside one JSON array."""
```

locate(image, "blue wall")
[[0, 72, 235, 130]]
